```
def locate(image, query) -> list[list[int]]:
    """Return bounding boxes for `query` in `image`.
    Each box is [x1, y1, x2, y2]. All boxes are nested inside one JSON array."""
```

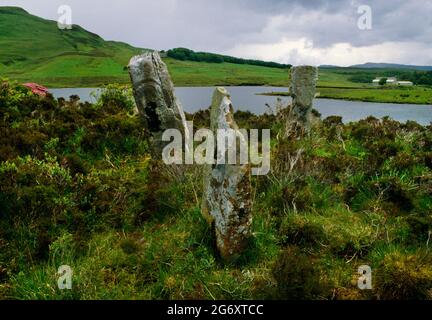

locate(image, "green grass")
[[317, 68, 367, 88], [0, 7, 145, 87], [318, 86, 432, 104], [1, 82, 432, 300], [262, 85, 432, 105], [0, 6, 290, 88], [165, 58, 289, 87], [259, 67, 432, 105], [317, 68, 432, 104], [0, 7, 383, 90]]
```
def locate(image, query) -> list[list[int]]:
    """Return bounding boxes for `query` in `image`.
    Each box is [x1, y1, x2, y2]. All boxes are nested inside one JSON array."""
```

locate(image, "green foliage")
[[379, 77, 388, 86], [164, 57, 290, 87], [0, 81, 151, 281], [167, 48, 291, 69], [371, 247, 432, 299], [272, 246, 330, 299], [317, 85, 432, 104], [0, 79, 431, 300], [347, 68, 432, 86], [94, 84, 136, 113], [0, 7, 146, 87], [0, 8, 291, 87]]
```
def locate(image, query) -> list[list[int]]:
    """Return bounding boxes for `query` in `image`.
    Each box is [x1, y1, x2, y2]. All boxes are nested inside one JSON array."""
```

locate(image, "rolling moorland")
[[0, 6, 432, 301], [0, 81, 432, 300], [1, 6, 432, 104]]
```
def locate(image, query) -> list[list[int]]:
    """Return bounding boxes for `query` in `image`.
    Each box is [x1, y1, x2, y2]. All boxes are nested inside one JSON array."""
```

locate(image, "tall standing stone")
[[289, 66, 318, 127], [128, 51, 189, 153], [202, 87, 252, 261]]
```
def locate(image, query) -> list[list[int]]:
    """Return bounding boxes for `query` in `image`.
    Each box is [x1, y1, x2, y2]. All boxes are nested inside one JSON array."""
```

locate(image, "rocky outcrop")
[[289, 66, 318, 127], [128, 51, 189, 152], [202, 87, 252, 261]]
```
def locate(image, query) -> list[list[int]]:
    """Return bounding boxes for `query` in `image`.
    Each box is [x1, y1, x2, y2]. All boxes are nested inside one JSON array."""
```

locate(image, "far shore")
[[257, 86, 432, 105]]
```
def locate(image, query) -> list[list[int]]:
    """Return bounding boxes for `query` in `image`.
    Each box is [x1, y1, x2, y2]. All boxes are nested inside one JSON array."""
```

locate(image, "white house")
[[372, 77, 397, 85], [387, 77, 398, 84]]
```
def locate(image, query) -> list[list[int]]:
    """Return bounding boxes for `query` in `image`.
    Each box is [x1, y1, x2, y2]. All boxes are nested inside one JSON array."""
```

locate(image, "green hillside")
[[0, 6, 146, 87], [164, 58, 289, 87], [0, 6, 290, 88]]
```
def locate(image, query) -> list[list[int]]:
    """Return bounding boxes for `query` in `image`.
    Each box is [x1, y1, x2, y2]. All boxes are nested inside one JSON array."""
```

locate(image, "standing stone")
[[289, 66, 318, 127], [128, 51, 189, 153], [202, 87, 252, 261]]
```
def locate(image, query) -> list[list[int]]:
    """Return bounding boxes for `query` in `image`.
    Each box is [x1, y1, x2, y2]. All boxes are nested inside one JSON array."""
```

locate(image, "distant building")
[[372, 77, 395, 85], [397, 81, 414, 86], [372, 77, 413, 86], [386, 77, 398, 85]]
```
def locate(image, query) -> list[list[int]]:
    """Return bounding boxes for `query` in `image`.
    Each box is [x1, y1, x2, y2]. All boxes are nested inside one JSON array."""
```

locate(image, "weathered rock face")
[[128, 51, 189, 152], [289, 66, 318, 127], [202, 87, 252, 261]]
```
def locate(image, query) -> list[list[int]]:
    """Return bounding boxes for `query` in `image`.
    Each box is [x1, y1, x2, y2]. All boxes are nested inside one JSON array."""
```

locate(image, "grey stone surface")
[[290, 66, 318, 127], [128, 51, 189, 151], [202, 87, 252, 261]]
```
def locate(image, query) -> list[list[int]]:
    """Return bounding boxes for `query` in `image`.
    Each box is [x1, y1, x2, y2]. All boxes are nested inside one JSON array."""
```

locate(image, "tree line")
[[347, 69, 432, 86], [165, 48, 291, 69]]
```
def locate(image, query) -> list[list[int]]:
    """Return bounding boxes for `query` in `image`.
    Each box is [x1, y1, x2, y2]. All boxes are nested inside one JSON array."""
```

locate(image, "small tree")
[[379, 77, 387, 86]]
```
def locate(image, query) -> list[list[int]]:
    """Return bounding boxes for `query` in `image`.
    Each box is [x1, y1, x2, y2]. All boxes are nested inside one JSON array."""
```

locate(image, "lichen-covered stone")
[[202, 87, 252, 261], [128, 51, 189, 152], [290, 66, 318, 127]]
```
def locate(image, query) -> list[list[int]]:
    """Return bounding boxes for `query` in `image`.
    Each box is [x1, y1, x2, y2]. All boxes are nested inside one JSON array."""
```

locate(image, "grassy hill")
[[0, 6, 290, 88], [0, 7, 146, 87], [350, 62, 432, 71], [164, 58, 289, 87], [0, 8, 361, 89]]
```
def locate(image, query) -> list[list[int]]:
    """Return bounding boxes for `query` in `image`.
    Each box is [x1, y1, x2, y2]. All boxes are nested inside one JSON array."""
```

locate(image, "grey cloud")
[[1, 0, 431, 64]]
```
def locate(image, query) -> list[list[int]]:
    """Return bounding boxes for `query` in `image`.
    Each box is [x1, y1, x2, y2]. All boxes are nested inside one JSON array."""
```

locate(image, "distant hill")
[[350, 62, 432, 71], [0, 6, 290, 87], [0, 6, 148, 86], [319, 65, 340, 69]]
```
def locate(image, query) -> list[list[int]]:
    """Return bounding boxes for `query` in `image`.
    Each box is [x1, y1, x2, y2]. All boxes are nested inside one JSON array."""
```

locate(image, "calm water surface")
[[50, 87, 432, 125]]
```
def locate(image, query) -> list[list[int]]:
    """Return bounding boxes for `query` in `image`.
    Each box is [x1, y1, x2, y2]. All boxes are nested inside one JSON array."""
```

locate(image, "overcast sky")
[[3, 0, 432, 66]]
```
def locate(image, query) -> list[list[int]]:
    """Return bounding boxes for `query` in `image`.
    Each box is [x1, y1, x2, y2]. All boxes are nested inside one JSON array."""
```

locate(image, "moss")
[[120, 238, 140, 255], [272, 246, 331, 299], [373, 249, 432, 300]]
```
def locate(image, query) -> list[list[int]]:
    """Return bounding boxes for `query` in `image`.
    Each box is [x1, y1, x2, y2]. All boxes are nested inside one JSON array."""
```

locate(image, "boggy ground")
[[0, 81, 431, 300]]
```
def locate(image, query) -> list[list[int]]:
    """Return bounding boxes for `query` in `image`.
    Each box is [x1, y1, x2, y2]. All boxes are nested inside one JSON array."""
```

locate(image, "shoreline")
[[257, 91, 432, 106], [14, 77, 432, 105]]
